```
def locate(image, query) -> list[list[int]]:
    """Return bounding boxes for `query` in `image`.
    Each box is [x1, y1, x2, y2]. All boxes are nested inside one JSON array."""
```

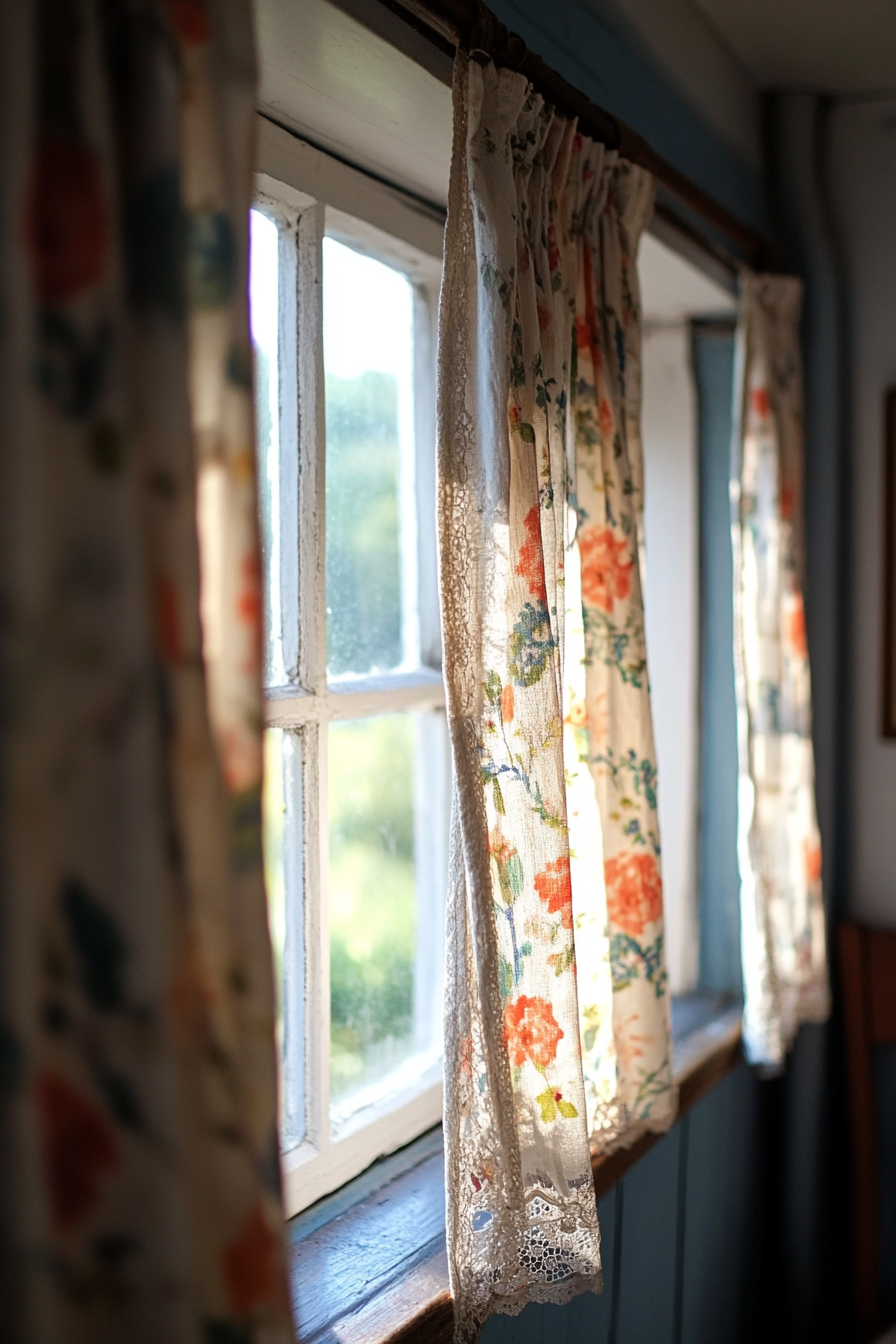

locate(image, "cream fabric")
[[732, 274, 830, 1069], [567, 136, 677, 1151], [0, 3, 291, 1339], [438, 53, 675, 1340]]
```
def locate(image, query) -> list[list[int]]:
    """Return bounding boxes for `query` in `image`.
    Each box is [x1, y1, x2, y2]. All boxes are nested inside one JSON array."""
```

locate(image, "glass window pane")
[[264, 725, 305, 1149], [328, 712, 446, 1124], [250, 208, 285, 688], [323, 238, 418, 678]]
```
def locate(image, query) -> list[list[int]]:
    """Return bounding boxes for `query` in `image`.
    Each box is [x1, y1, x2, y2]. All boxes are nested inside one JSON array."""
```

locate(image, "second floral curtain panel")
[[438, 54, 676, 1340], [731, 275, 829, 1069]]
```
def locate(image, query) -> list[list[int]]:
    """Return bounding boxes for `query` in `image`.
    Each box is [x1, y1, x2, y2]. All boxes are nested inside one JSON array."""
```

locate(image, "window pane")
[[264, 726, 305, 1149], [324, 238, 418, 677], [328, 712, 446, 1123], [250, 208, 285, 688]]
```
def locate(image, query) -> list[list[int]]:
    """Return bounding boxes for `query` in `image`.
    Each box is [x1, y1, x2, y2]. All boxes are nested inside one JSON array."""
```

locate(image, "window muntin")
[[263, 726, 305, 1150], [251, 174, 446, 1215]]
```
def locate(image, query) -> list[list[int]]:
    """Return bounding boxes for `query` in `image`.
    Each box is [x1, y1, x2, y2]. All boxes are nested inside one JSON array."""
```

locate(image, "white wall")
[[829, 98, 896, 923], [641, 322, 700, 992]]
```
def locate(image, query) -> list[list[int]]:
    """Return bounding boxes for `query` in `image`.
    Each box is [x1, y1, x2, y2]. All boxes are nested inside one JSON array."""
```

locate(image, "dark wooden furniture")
[[840, 923, 896, 1339], [882, 390, 896, 736]]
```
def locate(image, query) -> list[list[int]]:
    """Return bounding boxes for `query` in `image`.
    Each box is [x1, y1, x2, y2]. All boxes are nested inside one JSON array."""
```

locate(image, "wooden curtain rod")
[[368, 0, 779, 271]]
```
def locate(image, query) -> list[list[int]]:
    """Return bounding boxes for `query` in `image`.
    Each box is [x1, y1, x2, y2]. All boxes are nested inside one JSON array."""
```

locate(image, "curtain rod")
[[362, 0, 780, 272]]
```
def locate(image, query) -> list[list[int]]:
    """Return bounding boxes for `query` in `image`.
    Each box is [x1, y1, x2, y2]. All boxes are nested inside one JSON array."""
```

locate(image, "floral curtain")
[[438, 52, 675, 1340], [0, 3, 292, 1340], [731, 274, 829, 1069], [566, 130, 675, 1151]]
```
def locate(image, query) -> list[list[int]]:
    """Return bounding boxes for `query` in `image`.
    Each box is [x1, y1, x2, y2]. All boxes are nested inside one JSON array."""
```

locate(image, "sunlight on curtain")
[[437, 53, 675, 1340]]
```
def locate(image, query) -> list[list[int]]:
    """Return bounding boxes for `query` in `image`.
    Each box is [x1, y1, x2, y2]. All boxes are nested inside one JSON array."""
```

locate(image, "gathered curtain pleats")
[[731, 275, 830, 1069], [438, 53, 676, 1340], [0, 3, 292, 1340]]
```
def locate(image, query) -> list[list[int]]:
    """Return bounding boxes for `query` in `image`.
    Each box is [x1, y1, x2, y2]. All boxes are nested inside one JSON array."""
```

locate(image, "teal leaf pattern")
[[508, 601, 556, 687]]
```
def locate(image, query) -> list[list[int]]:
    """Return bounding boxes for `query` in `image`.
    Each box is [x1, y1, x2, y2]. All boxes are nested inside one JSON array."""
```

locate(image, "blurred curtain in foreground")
[[0, 3, 293, 1340]]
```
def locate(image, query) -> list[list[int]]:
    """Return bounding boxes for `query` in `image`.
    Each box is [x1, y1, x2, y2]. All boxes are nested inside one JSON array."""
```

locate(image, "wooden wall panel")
[[615, 1129, 681, 1344], [840, 922, 883, 1337], [876, 1046, 896, 1323], [681, 1065, 759, 1344], [868, 932, 896, 1044]]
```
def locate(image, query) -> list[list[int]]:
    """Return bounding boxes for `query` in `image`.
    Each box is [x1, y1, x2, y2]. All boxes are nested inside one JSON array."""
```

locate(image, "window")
[[251, 122, 448, 1216], [251, 105, 738, 1217]]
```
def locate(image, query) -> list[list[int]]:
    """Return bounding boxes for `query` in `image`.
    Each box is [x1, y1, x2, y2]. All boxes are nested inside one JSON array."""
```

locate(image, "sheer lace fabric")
[[438, 54, 676, 1342], [732, 275, 830, 1068]]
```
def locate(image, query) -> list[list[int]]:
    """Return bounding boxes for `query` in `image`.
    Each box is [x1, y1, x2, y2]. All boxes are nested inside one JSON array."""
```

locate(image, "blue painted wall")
[[763, 95, 851, 1342], [488, 0, 764, 232], [692, 322, 741, 997], [823, 92, 896, 1335]]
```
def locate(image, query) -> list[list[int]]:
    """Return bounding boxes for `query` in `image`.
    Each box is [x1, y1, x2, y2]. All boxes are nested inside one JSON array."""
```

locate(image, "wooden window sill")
[[286, 998, 743, 1344]]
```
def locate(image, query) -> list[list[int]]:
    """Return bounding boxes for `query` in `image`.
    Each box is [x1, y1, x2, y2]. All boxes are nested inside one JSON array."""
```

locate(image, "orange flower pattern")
[[167, 0, 212, 43], [803, 839, 822, 886], [504, 995, 564, 1070], [535, 857, 573, 929], [579, 525, 633, 615], [788, 592, 808, 659], [223, 1203, 279, 1315], [751, 386, 770, 420], [604, 853, 663, 937], [36, 1071, 119, 1233], [516, 503, 548, 605], [26, 136, 108, 305]]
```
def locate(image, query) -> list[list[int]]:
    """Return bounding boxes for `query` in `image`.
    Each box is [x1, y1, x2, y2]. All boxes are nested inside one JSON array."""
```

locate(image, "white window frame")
[[255, 117, 449, 1218]]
